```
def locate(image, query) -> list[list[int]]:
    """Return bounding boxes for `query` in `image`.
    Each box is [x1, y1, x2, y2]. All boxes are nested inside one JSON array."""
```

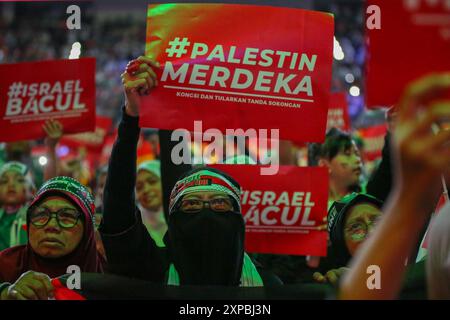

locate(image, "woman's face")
[[344, 203, 382, 256], [29, 197, 84, 258], [136, 170, 162, 211], [0, 171, 28, 206]]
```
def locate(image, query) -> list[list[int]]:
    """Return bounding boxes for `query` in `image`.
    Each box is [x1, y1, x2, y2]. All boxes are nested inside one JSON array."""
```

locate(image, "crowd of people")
[[0, 53, 448, 299], [0, 2, 449, 301]]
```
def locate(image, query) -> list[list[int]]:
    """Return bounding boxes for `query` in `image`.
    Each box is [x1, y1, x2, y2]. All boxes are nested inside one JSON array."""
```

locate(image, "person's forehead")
[[346, 203, 381, 221], [183, 191, 228, 199], [38, 196, 77, 209], [0, 170, 24, 179], [137, 170, 159, 180]]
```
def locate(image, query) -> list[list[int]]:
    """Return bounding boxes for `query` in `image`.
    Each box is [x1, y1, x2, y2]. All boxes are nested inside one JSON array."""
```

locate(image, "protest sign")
[[142, 3, 333, 142], [356, 124, 387, 162], [366, 0, 450, 107], [211, 164, 329, 256], [0, 58, 96, 142], [327, 92, 350, 132]]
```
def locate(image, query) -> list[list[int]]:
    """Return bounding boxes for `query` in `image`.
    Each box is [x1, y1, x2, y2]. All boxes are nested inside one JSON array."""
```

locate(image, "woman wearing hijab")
[[99, 56, 278, 286], [313, 193, 383, 285], [165, 167, 264, 286], [0, 176, 104, 300], [327, 193, 383, 268], [136, 160, 167, 247], [315, 193, 427, 298]]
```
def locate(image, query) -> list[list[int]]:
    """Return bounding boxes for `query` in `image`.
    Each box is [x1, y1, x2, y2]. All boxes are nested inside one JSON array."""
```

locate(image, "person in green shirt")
[[0, 120, 64, 251], [0, 161, 34, 251], [3, 141, 44, 190]]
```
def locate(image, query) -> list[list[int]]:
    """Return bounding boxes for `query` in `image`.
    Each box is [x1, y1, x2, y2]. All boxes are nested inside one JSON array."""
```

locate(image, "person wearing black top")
[[99, 56, 281, 287], [98, 104, 167, 283]]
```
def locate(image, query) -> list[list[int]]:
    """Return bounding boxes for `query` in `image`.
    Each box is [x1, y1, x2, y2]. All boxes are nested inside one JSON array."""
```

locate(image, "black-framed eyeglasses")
[[179, 197, 233, 213], [29, 207, 82, 229]]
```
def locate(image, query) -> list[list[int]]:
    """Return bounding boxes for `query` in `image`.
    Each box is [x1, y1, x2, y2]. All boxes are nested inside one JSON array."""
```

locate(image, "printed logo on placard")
[[4, 80, 86, 124], [159, 36, 320, 109], [242, 190, 318, 233]]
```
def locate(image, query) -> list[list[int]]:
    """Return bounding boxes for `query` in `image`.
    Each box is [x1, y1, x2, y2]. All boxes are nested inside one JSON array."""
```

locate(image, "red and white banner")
[[357, 124, 387, 162], [326, 92, 350, 132], [366, 0, 450, 107], [61, 116, 112, 153], [211, 164, 329, 256], [142, 3, 334, 143], [0, 58, 96, 142]]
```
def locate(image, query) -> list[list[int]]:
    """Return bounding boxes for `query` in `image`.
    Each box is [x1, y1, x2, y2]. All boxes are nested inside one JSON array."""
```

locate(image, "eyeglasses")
[[29, 207, 82, 229], [179, 197, 233, 213], [345, 220, 377, 236]]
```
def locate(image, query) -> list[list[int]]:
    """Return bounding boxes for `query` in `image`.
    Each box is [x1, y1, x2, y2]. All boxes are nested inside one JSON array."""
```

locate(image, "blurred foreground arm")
[[340, 73, 450, 300]]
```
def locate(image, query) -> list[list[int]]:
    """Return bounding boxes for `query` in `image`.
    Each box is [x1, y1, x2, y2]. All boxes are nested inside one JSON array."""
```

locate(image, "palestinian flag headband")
[[169, 169, 241, 214], [29, 176, 95, 221]]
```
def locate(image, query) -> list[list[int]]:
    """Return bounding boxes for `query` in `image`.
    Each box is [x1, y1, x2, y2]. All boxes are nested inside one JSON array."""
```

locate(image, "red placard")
[[142, 4, 334, 143], [366, 0, 450, 107], [326, 92, 350, 132], [357, 124, 387, 162], [0, 58, 96, 142], [61, 116, 112, 153], [210, 164, 329, 256]]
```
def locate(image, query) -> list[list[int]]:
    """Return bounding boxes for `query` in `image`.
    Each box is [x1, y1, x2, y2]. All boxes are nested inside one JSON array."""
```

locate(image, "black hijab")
[[165, 167, 245, 286], [327, 193, 383, 268]]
